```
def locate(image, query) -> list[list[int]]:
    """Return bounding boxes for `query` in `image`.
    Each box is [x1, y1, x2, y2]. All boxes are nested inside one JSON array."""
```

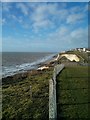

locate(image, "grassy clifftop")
[[2, 68, 53, 120], [57, 65, 89, 119]]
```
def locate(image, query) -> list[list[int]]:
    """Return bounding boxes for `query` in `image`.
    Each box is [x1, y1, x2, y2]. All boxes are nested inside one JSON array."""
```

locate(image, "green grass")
[[56, 66, 89, 119], [2, 68, 53, 120]]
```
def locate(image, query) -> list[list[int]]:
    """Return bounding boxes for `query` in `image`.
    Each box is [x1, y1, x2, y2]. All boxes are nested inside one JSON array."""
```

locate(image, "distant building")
[[86, 50, 90, 53], [77, 48, 85, 52], [78, 48, 82, 52], [83, 48, 86, 52]]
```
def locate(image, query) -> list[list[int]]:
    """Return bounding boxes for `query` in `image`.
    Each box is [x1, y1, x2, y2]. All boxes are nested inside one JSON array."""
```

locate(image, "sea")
[[1, 52, 57, 78]]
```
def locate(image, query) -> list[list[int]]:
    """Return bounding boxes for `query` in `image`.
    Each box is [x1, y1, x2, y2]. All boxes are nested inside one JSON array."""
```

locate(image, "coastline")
[[2, 53, 58, 79], [2, 49, 89, 119], [2, 57, 55, 119], [2, 70, 51, 119], [2, 54, 59, 86]]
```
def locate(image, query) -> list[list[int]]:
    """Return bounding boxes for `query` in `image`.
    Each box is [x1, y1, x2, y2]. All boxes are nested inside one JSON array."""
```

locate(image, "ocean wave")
[[2, 53, 56, 78]]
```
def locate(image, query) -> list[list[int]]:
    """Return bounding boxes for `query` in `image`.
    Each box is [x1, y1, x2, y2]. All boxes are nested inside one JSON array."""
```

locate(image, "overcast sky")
[[2, 2, 88, 52]]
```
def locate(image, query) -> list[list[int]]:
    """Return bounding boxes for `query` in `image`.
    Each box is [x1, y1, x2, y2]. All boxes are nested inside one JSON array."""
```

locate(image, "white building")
[[83, 48, 86, 52]]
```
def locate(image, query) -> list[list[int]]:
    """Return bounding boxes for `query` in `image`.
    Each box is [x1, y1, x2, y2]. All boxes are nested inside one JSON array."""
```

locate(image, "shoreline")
[[2, 53, 58, 79], [2, 54, 59, 84], [2, 58, 53, 120], [3, 49, 87, 80]]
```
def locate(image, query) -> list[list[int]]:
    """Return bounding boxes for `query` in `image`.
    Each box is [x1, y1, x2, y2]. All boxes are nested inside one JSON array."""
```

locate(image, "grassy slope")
[[57, 50, 90, 119], [57, 66, 89, 119], [2, 68, 53, 120]]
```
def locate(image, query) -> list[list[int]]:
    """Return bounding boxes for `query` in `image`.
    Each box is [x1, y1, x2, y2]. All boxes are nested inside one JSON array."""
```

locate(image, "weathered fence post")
[[49, 64, 64, 120], [49, 78, 56, 119]]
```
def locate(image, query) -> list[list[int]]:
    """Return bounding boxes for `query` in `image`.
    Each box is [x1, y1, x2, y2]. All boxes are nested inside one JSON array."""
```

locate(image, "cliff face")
[[61, 54, 80, 62]]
